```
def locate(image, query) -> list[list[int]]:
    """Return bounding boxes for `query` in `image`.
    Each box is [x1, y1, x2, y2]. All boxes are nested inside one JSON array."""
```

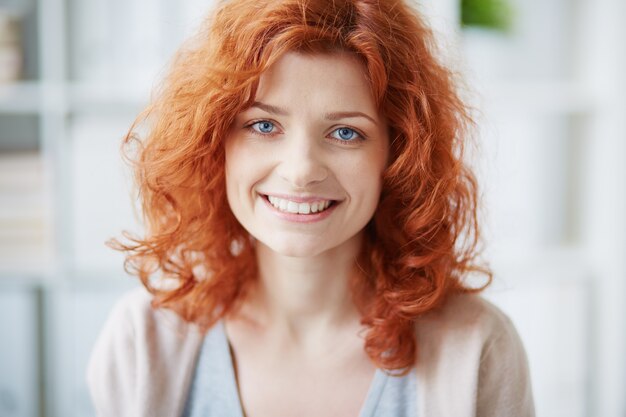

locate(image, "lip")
[[259, 193, 339, 223]]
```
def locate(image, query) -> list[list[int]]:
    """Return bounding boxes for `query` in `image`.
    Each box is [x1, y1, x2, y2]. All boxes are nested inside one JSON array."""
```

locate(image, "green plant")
[[461, 0, 513, 32]]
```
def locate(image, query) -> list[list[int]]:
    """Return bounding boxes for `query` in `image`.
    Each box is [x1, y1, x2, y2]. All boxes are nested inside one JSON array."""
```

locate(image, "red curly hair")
[[113, 0, 491, 372]]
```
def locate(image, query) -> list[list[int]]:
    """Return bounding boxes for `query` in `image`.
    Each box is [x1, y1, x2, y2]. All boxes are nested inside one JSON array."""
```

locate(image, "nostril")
[[275, 157, 329, 187]]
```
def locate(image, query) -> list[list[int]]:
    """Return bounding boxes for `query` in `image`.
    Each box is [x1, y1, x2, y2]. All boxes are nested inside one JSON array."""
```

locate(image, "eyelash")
[[244, 120, 367, 144]]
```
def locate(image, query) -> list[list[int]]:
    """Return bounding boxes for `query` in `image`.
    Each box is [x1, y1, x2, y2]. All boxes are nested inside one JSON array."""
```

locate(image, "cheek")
[[224, 140, 272, 202], [225, 140, 252, 187], [224, 141, 247, 212], [339, 156, 385, 205], [362, 154, 387, 209]]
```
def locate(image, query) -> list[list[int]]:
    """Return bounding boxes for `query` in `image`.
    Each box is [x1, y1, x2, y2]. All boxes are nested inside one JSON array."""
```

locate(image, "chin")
[[256, 229, 364, 259], [262, 239, 329, 258]]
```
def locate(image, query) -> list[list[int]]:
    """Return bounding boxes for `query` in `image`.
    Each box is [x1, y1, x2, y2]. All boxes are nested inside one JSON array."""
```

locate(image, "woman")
[[88, 0, 534, 416]]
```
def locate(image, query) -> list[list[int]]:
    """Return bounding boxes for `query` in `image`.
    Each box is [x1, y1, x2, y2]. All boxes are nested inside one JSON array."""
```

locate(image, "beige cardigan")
[[87, 288, 535, 417]]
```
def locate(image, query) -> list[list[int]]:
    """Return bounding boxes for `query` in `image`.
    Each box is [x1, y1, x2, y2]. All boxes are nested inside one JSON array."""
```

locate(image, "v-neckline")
[[217, 320, 387, 417]]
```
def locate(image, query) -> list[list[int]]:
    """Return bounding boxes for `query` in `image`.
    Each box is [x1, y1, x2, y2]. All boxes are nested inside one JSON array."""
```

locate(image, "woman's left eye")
[[330, 127, 362, 142]]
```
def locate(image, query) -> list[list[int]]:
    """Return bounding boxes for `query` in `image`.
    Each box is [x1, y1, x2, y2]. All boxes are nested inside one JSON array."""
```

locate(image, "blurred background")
[[0, 0, 624, 415]]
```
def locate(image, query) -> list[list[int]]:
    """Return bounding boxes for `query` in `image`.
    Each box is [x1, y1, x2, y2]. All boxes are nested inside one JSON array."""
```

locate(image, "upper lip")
[[259, 193, 338, 203]]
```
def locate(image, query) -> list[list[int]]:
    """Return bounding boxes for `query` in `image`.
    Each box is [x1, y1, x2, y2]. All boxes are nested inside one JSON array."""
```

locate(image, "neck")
[[241, 232, 365, 346]]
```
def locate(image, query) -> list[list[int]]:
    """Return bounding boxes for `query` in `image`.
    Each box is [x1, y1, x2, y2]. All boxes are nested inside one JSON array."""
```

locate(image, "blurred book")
[[0, 10, 22, 83], [0, 151, 48, 274]]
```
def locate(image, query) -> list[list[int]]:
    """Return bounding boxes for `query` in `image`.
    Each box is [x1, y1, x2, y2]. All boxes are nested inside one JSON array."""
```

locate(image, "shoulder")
[[87, 287, 204, 417], [414, 293, 524, 365], [89, 287, 200, 357], [416, 292, 517, 343], [414, 293, 535, 417], [100, 286, 157, 334], [98, 286, 199, 343]]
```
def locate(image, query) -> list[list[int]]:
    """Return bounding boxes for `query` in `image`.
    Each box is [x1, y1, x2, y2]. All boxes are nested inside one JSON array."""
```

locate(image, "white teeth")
[[299, 203, 311, 214], [266, 196, 333, 215], [287, 201, 298, 213]]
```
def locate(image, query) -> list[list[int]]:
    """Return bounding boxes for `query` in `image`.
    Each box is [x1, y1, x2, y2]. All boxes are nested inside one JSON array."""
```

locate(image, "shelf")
[[67, 83, 148, 114], [0, 81, 149, 115]]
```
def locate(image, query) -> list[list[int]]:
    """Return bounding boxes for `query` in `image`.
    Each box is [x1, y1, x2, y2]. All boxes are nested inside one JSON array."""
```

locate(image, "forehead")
[[253, 51, 377, 113]]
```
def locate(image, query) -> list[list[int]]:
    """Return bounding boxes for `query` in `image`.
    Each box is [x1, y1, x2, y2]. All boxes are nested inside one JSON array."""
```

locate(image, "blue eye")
[[251, 121, 275, 134], [331, 127, 360, 141]]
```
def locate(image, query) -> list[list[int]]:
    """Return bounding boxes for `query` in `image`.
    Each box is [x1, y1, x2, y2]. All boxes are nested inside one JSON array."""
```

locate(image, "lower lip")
[[260, 195, 338, 223]]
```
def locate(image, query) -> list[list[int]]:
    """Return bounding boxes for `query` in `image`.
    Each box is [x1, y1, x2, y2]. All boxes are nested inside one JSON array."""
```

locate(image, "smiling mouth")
[[264, 195, 336, 215]]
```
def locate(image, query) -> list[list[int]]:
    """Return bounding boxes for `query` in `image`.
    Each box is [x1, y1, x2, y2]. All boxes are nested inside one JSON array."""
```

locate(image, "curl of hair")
[[111, 0, 491, 373]]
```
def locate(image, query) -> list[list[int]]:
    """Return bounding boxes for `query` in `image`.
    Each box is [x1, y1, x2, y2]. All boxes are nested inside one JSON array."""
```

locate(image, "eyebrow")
[[324, 111, 377, 125], [251, 101, 378, 125], [251, 101, 289, 116]]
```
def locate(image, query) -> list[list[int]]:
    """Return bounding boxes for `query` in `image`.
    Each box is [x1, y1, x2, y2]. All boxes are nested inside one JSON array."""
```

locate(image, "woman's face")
[[225, 51, 389, 258]]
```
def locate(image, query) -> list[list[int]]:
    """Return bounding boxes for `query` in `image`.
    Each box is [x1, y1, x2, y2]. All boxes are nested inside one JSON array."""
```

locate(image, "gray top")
[[182, 321, 418, 417]]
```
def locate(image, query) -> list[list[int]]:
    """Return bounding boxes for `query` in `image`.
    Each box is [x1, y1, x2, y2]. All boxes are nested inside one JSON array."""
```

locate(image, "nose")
[[276, 133, 328, 188]]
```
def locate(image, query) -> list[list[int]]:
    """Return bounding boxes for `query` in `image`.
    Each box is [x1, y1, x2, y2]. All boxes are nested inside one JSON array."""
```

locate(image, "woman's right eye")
[[249, 120, 276, 134]]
